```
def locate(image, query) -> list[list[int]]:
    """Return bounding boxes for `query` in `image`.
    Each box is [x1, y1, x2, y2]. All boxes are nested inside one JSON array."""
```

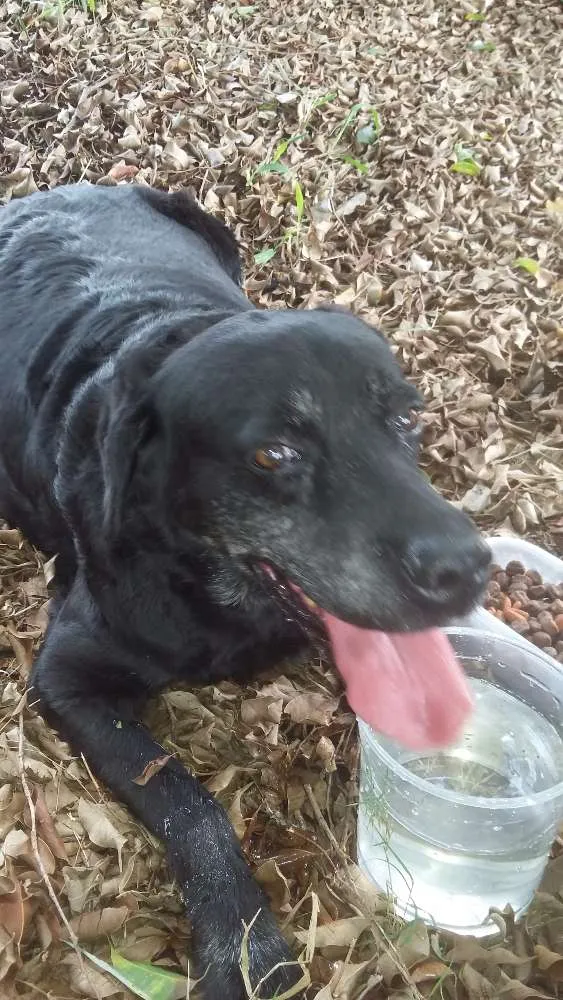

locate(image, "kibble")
[[506, 560, 525, 576], [484, 560, 563, 664], [529, 631, 553, 649], [537, 611, 558, 637], [510, 620, 530, 635]]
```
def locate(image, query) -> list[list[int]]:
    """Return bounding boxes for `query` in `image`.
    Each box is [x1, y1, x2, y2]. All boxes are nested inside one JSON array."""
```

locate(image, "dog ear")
[[98, 369, 154, 544]]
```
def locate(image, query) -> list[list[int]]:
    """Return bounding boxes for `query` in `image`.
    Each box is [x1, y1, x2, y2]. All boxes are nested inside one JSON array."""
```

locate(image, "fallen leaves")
[[309, 917, 371, 952], [69, 904, 130, 942], [241, 695, 284, 726], [3, 826, 56, 875], [284, 692, 340, 726], [535, 945, 563, 984], [377, 921, 430, 986], [33, 786, 68, 861], [132, 755, 173, 787], [0, 0, 562, 997], [255, 858, 292, 911], [77, 798, 127, 863], [0, 874, 29, 945]]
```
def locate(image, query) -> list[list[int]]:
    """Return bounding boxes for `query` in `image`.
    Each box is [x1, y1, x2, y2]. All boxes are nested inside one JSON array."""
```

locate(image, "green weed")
[[249, 90, 381, 266], [450, 143, 481, 176]]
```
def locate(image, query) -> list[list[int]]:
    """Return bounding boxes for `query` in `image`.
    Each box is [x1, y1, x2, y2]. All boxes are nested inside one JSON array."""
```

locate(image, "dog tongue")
[[321, 615, 472, 750]]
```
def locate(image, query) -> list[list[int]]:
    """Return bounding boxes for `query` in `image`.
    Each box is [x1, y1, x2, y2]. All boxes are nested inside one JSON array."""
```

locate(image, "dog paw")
[[190, 890, 306, 999]]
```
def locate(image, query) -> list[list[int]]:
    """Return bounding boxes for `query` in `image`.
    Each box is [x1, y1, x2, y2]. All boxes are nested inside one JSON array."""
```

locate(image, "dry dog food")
[[484, 560, 563, 664]]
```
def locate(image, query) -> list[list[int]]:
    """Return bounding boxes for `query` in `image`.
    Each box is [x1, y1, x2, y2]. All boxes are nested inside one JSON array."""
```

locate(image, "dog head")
[[135, 308, 489, 623], [99, 306, 490, 748]]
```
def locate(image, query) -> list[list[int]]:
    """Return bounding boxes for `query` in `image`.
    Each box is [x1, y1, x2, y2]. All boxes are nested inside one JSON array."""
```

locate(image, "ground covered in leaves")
[[1, 0, 562, 996]]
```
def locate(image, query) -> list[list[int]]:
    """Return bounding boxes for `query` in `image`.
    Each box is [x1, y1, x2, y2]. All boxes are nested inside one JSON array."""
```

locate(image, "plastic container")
[[452, 536, 563, 668], [488, 537, 563, 585], [357, 627, 563, 936]]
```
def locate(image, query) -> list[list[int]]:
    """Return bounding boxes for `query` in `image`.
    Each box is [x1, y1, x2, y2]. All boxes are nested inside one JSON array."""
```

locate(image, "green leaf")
[[513, 256, 540, 275], [293, 181, 305, 223], [254, 247, 277, 265], [81, 949, 189, 1000], [332, 102, 363, 143], [465, 11, 486, 21], [272, 133, 304, 162], [450, 159, 481, 176], [112, 951, 189, 1000], [273, 139, 290, 161], [282, 225, 298, 244], [339, 155, 368, 174], [254, 160, 290, 176], [468, 39, 496, 52], [311, 91, 337, 110], [451, 143, 481, 176]]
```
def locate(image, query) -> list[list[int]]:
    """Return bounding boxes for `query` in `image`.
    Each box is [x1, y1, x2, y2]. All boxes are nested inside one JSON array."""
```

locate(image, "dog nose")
[[403, 535, 491, 605]]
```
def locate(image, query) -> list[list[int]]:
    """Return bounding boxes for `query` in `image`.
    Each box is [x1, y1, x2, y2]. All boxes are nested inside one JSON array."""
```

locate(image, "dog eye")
[[392, 409, 421, 435], [254, 445, 301, 470]]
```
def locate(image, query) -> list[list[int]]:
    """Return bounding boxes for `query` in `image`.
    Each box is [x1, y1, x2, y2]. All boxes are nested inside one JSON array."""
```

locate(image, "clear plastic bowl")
[[357, 627, 563, 936]]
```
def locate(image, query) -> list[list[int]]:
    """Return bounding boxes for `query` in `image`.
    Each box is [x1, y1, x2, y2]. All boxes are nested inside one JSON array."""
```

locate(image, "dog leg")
[[30, 615, 305, 999]]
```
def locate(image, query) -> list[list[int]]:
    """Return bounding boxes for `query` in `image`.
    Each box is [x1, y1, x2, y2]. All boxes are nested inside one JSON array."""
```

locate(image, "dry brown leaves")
[[1, 0, 563, 996]]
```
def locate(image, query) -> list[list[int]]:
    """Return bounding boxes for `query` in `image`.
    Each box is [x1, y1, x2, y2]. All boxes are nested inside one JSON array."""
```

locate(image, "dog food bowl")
[[452, 536, 563, 670]]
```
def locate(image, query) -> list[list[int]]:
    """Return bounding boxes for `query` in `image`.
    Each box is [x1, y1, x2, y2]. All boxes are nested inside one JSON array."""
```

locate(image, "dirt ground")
[[0, 0, 562, 997]]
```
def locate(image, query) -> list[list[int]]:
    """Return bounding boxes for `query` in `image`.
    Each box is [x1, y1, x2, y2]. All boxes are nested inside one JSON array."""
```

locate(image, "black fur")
[[0, 184, 489, 998]]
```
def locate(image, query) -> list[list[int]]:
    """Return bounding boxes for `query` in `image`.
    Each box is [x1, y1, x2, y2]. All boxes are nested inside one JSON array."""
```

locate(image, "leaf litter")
[[0, 0, 562, 996]]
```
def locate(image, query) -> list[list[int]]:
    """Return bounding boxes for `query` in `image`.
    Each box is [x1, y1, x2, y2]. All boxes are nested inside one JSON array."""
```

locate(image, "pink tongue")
[[322, 614, 473, 749]]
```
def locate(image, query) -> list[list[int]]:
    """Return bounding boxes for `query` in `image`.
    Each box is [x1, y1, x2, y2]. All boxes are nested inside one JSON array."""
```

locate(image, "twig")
[[17, 713, 79, 949], [304, 783, 347, 859], [18, 713, 132, 999], [80, 751, 104, 798]]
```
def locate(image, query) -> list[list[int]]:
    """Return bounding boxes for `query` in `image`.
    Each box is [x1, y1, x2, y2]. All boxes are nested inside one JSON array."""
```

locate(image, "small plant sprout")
[[450, 143, 481, 176]]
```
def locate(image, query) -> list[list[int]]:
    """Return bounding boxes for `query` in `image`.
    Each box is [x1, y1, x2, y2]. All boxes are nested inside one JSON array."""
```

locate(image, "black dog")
[[0, 184, 489, 998]]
